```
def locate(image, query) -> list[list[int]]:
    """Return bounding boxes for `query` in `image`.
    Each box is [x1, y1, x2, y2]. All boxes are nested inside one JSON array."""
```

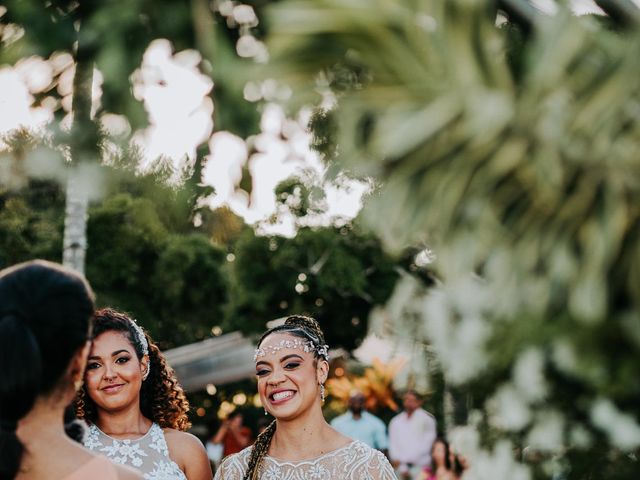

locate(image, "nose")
[[103, 363, 117, 381], [267, 367, 286, 386]]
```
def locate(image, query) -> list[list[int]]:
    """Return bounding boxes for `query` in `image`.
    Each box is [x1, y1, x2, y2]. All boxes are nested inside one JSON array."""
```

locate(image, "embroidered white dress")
[[84, 423, 187, 480], [214, 440, 397, 480]]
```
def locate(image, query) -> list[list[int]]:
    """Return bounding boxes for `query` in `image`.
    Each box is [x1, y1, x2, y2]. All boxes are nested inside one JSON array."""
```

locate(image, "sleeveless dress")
[[214, 440, 396, 480], [64, 455, 119, 480], [83, 423, 187, 480]]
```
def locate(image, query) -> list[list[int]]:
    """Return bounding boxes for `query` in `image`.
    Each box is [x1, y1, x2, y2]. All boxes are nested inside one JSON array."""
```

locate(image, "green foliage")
[[151, 234, 228, 345], [225, 225, 399, 349], [86, 193, 168, 290], [0, 180, 64, 267]]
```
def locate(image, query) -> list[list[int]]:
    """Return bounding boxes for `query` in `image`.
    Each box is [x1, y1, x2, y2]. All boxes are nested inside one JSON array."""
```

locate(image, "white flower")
[[526, 410, 564, 452], [591, 398, 640, 451], [487, 384, 531, 431], [513, 348, 548, 402]]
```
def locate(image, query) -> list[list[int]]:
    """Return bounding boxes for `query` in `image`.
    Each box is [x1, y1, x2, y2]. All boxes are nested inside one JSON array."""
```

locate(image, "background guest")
[[331, 390, 388, 454], [389, 390, 437, 479]]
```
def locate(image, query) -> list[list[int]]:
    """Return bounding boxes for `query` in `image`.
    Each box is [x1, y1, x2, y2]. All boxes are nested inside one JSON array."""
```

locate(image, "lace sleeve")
[[368, 449, 398, 480]]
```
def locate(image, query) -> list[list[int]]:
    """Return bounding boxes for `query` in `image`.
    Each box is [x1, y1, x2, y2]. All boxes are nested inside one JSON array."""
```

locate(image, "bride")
[[215, 315, 396, 480]]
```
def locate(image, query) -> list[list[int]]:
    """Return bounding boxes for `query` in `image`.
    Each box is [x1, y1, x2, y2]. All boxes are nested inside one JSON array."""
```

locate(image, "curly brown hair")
[[243, 314, 328, 480], [74, 308, 191, 431]]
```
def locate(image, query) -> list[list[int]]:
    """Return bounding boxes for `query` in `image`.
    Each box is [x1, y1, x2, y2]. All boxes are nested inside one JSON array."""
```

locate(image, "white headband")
[[254, 338, 330, 362], [129, 319, 150, 380]]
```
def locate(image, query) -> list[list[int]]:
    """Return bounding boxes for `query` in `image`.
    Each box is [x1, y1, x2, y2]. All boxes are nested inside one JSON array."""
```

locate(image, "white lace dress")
[[83, 423, 187, 480], [214, 440, 397, 480]]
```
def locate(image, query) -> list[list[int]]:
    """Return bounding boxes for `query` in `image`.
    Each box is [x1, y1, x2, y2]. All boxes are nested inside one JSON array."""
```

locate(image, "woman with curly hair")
[[75, 308, 211, 480], [214, 315, 395, 480]]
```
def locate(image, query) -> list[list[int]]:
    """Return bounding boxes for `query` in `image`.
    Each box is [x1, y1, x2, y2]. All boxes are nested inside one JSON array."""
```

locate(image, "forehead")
[[91, 330, 134, 354], [255, 332, 314, 361]]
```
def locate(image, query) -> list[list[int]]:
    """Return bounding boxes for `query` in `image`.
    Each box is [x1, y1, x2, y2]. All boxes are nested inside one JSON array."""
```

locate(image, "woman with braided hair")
[[214, 315, 396, 480], [0, 260, 141, 480], [74, 308, 212, 480]]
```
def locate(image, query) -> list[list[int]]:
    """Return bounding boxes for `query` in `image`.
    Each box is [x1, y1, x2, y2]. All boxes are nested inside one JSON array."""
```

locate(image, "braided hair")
[[74, 308, 191, 431], [243, 315, 328, 480]]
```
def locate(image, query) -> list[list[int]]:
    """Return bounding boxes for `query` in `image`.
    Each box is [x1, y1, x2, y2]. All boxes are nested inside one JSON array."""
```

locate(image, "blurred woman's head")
[[431, 437, 452, 470], [0, 260, 95, 479], [74, 308, 191, 431]]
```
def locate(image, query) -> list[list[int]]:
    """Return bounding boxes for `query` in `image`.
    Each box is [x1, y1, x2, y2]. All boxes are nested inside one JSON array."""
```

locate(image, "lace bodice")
[[84, 423, 186, 480], [214, 440, 397, 480]]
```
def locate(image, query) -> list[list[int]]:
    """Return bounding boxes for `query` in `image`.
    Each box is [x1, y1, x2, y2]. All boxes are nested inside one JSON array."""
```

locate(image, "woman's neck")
[[270, 408, 347, 460], [95, 403, 151, 436]]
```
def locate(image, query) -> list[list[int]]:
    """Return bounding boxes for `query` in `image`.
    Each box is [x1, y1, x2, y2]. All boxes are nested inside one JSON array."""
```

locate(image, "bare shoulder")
[[163, 428, 212, 480], [163, 428, 207, 455]]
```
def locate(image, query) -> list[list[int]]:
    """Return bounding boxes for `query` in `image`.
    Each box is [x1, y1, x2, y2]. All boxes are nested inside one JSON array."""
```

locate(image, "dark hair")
[[74, 308, 191, 430], [432, 437, 452, 470], [244, 315, 327, 480], [0, 260, 94, 480]]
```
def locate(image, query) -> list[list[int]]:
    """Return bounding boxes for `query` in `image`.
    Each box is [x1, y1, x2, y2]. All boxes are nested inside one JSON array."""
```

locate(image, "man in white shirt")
[[388, 390, 437, 480]]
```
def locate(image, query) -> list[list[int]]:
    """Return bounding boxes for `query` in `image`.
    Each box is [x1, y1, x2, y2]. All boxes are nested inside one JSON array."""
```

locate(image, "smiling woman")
[[214, 315, 396, 480], [74, 308, 212, 480]]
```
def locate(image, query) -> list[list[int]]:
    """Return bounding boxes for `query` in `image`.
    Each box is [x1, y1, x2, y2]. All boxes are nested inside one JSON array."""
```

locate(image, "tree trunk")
[[62, 23, 95, 274]]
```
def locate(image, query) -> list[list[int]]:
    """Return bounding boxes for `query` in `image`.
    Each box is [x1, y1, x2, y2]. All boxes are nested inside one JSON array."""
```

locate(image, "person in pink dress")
[[421, 438, 456, 480]]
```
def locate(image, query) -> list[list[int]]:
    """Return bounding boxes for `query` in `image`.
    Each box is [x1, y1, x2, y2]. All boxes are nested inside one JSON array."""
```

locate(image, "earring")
[[264, 409, 268, 416], [74, 378, 83, 391], [320, 384, 325, 403]]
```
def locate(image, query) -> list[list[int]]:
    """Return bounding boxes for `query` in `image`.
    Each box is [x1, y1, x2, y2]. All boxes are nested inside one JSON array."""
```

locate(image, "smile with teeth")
[[271, 390, 295, 402]]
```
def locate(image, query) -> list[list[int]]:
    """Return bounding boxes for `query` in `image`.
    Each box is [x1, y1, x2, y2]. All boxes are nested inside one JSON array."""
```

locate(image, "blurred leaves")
[[224, 224, 401, 350], [261, 0, 640, 477], [327, 357, 405, 412]]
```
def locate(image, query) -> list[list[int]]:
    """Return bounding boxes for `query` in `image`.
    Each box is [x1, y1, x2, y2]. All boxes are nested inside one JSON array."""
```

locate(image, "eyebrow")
[[255, 353, 304, 368], [88, 349, 130, 360]]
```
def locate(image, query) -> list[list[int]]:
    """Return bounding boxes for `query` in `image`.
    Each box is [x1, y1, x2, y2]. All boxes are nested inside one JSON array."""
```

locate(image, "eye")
[[256, 368, 270, 377], [115, 356, 130, 364], [284, 362, 300, 369], [86, 362, 101, 370]]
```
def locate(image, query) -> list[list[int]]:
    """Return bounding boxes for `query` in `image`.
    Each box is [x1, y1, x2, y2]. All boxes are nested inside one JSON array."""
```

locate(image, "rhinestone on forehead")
[[254, 338, 330, 362]]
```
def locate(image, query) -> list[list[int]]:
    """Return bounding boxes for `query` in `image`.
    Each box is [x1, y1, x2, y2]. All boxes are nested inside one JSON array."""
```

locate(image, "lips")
[[101, 383, 125, 394], [269, 389, 296, 404]]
